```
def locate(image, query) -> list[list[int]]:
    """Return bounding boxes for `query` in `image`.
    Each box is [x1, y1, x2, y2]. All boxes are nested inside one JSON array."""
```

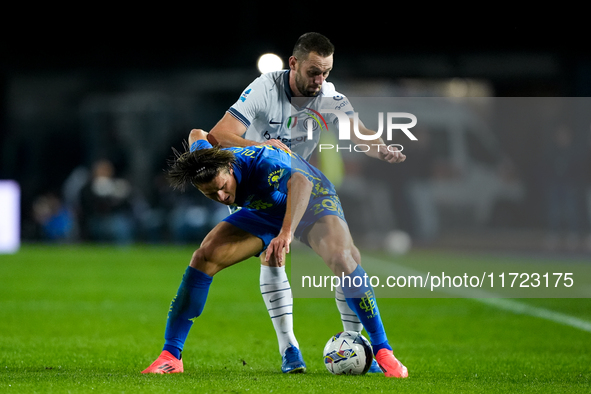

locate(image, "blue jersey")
[[190, 139, 345, 253], [192, 139, 337, 213]]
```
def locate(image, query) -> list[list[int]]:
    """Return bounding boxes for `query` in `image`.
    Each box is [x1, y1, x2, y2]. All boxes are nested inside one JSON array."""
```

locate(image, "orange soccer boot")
[[141, 350, 184, 374], [375, 348, 408, 378]]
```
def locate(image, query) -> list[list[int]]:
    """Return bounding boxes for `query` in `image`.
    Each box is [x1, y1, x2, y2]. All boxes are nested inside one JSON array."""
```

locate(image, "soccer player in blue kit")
[[203, 32, 407, 374], [142, 129, 408, 378]]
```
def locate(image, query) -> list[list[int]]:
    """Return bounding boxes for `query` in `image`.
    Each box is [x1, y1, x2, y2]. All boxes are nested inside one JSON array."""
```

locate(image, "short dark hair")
[[292, 32, 334, 60], [167, 144, 236, 191]]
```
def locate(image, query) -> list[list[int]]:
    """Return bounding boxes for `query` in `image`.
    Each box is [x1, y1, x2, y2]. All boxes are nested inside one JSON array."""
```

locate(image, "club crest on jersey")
[[303, 107, 328, 133], [267, 168, 286, 187]]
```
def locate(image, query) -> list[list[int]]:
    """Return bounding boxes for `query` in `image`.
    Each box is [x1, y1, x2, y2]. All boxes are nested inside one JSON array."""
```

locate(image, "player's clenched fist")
[[378, 145, 406, 163]]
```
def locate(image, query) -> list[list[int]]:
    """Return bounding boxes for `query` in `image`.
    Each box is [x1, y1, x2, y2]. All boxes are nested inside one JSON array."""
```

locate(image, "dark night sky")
[[2, 17, 581, 73]]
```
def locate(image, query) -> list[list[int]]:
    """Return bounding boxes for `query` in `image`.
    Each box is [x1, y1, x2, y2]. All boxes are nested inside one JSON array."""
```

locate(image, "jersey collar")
[[232, 162, 242, 184], [283, 70, 293, 101], [284, 70, 321, 109]]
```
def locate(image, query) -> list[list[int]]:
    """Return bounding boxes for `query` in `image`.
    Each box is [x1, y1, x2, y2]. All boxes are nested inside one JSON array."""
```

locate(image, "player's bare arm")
[[349, 118, 406, 164], [188, 128, 209, 146], [209, 112, 291, 151], [265, 173, 312, 265]]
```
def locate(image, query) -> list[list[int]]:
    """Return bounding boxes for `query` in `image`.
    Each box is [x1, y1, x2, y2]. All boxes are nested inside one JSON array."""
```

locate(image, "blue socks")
[[160, 264, 389, 359], [163, 266, 213, 359], [340, 265, 392, 354]]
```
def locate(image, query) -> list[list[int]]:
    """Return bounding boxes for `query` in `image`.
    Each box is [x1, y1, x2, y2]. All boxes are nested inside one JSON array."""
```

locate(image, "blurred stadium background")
[[2, 22, 590, 255]]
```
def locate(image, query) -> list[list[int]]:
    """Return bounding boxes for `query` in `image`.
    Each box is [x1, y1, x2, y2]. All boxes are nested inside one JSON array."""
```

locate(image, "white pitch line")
[[363, 255, 591, 334], [474, 297, 591, 333]]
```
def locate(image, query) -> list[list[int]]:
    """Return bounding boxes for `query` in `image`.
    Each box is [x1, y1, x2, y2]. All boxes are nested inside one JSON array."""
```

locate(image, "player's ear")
[[288, 56, 297, 71]]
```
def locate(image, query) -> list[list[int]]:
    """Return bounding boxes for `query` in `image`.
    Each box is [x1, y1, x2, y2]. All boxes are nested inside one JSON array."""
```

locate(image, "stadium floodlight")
[[257, 53, 283, 74]]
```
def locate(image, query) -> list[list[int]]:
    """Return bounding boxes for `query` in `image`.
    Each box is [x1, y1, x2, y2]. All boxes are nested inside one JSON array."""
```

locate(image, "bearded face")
[[291, 52, 333, 97]]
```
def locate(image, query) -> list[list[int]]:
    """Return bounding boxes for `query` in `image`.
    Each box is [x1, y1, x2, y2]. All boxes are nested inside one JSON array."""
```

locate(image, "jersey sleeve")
[[318, 88, 356, 134], [227, 74, 270, 129], [323, 82, 356, 117], [333, 93, 355, 117], [190, 139, 213, 152]]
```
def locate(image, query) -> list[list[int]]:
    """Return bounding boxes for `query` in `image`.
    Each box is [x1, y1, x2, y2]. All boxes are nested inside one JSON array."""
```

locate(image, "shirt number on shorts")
[[312, 197, 342, 216]]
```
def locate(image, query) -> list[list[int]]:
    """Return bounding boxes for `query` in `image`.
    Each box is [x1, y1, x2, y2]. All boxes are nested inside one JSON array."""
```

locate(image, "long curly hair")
[[166, 143, 236, 191]]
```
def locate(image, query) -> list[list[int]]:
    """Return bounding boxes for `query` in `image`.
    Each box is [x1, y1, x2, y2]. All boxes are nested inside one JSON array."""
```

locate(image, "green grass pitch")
[[1, 244, 590, 393]]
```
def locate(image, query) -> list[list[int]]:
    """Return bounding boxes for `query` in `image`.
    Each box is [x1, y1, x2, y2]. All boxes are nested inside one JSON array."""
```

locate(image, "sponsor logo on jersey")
[[242, 194, 272, 210], [239, 88, 252, 102], [263, 130, 308, 147], [334, 99, 350, 110]]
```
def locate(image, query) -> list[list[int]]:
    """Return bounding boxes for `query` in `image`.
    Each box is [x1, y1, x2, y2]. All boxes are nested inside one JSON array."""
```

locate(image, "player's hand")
[[261, 139, 291, 153], [265, 231, 292, 265], [378, 145, 406, 163]]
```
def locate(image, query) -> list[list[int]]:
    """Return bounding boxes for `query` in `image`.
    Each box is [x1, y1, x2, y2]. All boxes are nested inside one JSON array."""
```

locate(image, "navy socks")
[[340, 265, 392, 354], [163, 266, 213, 359]]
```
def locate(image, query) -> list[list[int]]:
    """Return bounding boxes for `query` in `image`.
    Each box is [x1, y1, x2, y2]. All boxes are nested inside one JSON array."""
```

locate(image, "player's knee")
[[325, 249, 357, 276], [189, 245, 221, 275], [190, 248, 206, 268]]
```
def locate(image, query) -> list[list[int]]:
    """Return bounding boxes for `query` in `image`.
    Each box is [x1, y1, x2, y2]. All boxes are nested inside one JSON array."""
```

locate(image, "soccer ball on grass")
[[323, 331, 373, 375]]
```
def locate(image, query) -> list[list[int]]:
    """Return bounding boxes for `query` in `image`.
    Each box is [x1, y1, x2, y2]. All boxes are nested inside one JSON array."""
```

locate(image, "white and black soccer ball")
[[323, 331, 373, 375]]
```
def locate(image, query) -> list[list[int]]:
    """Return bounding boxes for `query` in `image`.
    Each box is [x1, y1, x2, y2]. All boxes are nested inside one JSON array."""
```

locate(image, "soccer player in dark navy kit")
[[142, 129, 408, 378]]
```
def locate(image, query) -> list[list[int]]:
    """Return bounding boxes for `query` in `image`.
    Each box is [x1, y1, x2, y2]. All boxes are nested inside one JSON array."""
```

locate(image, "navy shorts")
[[223, 194, 346, 256]]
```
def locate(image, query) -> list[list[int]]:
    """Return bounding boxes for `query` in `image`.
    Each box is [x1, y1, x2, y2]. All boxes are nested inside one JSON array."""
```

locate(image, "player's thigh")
[[191, 221, 263, 275], [305, 215, 357, 276]]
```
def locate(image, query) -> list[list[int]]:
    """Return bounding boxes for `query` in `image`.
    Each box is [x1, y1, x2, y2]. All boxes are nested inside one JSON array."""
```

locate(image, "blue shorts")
[[223, 194, 346, 256]]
